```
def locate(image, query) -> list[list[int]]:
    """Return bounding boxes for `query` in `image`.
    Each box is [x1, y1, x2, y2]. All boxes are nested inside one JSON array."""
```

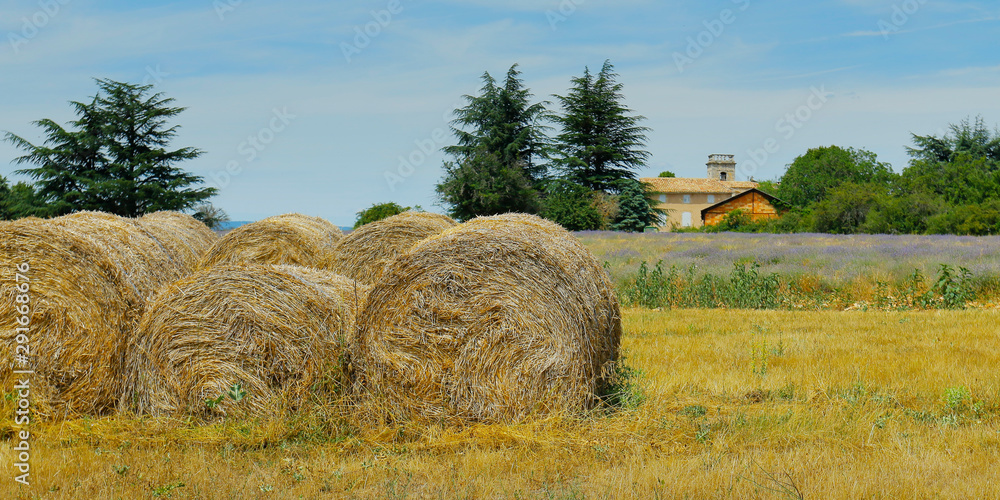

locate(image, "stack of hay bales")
[[121, 264, 369, 417], [137, 211, 218, 271], [326, 211, 456, 284], [1, 213, 176, 416], [350, 213, 622, 424], [198, 213, 343, 270]]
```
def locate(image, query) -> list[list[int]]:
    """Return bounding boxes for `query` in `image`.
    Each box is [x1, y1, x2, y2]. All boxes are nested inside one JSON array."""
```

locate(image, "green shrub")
[[354, 202, 411, 229]]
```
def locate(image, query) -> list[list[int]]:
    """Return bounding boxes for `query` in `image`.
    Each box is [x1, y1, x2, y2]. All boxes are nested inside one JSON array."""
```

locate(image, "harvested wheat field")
[[197, 213, 343, 270], [3, 308, 999, 499], [351, 213, 622, 424], [137, 211, 218, 271], [0, 217, 140, 416], [120, 264, 367, 418], [326, 211, 456, 284]]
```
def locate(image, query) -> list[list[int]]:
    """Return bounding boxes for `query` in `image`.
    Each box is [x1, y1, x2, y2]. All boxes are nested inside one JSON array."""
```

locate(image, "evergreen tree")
[[436, 147, 540, 221], [442, 64, 552, 185], [554, 60, 650, 193], [437, 65, 551, 219], [612, 179, 662, 232], [4, 79, 214, 217]]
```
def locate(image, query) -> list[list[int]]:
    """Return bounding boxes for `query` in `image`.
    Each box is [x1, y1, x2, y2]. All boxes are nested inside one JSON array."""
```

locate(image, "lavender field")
[[577, 231, 1000, 306]]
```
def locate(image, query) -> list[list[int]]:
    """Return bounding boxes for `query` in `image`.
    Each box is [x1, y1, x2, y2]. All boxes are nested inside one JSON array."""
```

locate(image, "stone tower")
[[706, 154, 736, 181]]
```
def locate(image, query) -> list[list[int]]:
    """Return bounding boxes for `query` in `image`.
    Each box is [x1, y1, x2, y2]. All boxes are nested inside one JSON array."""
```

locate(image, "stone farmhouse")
[[641, 154, 759, 229]]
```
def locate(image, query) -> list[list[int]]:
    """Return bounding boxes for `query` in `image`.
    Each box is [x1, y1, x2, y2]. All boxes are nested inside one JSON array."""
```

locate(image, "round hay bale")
[[197, 213, 343, 270], [52, 211, 186, 297], [351, 213, 622, 423], [0, 218, 134, 417], [326, 211, 456, 284], [121, 264, 364, 417], [138, 211, 219, 272]]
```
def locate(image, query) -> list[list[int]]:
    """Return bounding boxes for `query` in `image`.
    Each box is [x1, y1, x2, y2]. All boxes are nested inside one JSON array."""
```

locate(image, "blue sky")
[[2, 0, 998, 225]]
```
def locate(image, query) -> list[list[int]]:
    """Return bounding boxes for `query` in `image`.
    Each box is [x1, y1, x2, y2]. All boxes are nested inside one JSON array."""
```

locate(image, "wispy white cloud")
[[841, 15, 997, 37]]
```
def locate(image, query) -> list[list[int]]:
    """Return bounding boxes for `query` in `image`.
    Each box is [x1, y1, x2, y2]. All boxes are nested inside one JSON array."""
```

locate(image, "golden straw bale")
[[121, 264, 364, 417], [0, 218, 135, 417], [351, 213, 622, 424], [326, 211, 456, 284], [52, 211, 187, 296], [137, 211, 219, 272], [197, 213, 343, 270]]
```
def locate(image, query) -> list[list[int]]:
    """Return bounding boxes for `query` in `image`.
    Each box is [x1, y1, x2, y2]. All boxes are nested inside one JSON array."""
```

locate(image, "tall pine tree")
[[437, 65, 552, 220], [5, 79, 214, 217], [554, 60, 650, 193], [443, 64, 552, 184]]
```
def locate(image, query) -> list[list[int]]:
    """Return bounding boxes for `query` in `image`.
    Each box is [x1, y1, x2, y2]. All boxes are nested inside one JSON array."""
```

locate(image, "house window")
[[659, 194, 666, 203], [720, 172, 727, 181], [707, 194, 715, 203], [683, 194, 691, 204], [682, 212, 692, 227]]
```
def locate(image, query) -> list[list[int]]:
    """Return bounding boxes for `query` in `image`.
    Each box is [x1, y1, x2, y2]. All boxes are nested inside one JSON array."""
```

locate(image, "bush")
[[191, 203, 230, 230], [354, 202, 410, 229], [926, 200, 1000, 235], [540, 180, 604, 231]]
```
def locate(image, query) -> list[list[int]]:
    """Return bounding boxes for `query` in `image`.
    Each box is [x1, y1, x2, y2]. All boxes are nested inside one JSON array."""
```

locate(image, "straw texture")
[[0, 217, 146, 416], [121, 264, 368, 417], [137, 211, 219, 272], [350, 213, 622, 423], [197, 213, 343, 270], [326, 211, 456, 284]]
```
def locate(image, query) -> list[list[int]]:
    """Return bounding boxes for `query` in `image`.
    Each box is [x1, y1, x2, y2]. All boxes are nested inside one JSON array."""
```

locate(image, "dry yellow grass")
[[3, 308, 998, 498]]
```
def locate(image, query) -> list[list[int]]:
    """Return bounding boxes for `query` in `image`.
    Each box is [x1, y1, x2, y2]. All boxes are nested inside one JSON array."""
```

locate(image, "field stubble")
[[3, 308, 999, 499]]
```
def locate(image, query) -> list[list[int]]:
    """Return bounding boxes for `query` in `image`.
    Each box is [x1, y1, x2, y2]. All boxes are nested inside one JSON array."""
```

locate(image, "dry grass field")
[[4, 308, 998, 499]]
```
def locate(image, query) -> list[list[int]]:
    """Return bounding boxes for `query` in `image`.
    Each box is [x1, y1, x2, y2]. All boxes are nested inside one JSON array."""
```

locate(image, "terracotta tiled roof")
[[725, 181, 758, 190], [641, 177, 758, 194]]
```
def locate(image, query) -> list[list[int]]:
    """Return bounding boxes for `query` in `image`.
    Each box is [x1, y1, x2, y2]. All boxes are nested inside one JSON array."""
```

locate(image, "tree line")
[[6, 76, 998, 236], [714, 116, 1000, 235]]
